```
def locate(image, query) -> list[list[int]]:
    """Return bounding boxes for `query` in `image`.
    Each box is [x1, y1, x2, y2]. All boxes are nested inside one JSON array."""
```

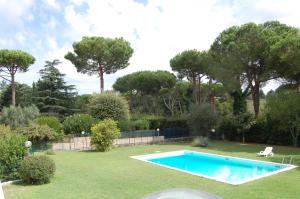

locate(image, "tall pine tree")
[[33, 60, 77, 118]]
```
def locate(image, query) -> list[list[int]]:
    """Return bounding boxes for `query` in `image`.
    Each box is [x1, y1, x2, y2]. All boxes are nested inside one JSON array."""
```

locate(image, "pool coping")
[[130, 150, 298, 185]]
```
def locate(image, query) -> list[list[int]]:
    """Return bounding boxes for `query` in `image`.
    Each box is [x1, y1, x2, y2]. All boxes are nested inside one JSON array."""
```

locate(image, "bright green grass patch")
[[3, 141, 300, 199]]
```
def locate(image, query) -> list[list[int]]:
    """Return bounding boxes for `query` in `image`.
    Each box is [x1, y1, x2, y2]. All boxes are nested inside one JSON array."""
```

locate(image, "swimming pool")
[[131, 150, 297, 185]]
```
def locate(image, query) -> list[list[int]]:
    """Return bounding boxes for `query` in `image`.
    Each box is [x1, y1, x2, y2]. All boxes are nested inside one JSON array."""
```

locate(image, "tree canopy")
[[65, 36, 134, 93], [170, 49, 210, 104], [113, 70, 176, 95], [0, 49, 35, 106], [209, 21, 297, 117]]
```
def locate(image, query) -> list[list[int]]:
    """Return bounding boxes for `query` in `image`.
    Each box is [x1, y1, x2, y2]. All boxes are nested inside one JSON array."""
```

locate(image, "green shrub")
[[34, 116, 62, 134], [164, 117, 188, 128], [34, 116, 63, 140], [0, 133, 27, 180], [62, 114, 95, 135], [188, 103, 218, 136], [118, 120, 132, 132], [91, 119, 120, 151], [217, 115, 237, 140], [18, 155, 56, 184], [0, 105, 40, 128], [88, 92, 129, 121], [133, 119, 149, 130], [144, 115, 166, 129], [0, 124, 12, 138], [16, 124, 57, 143]]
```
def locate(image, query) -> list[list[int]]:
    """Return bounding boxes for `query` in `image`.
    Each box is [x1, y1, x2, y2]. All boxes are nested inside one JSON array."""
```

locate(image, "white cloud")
[[44, 0, 61, 10], [3, 0, 300, 94], [0, 0, 34, 26]]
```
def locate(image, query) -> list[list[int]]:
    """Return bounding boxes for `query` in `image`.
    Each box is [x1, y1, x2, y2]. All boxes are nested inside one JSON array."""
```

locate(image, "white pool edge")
[[130, 150, 298, 186], [0, 182, 5, 199]]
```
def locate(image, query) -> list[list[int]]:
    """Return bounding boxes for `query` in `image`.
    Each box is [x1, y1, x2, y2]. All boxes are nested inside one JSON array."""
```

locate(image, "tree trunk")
[[11, 74, 16, 106], [192, 74, 198, 104], [251, 83, 260, 117], [198, 75, 201, 104], [99, 66, 104, 93]]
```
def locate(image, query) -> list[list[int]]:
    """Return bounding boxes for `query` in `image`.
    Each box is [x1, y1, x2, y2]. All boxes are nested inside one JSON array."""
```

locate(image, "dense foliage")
[[188, 103, 218, 136], [16, 123, 58, 143], [88, 92, 129, 121], [0, 105, 40, 128], [0, 124, 11, 138], [18, 155, 56, 184], [266, 91, 300, 146], [33, 60, 77, 118], [0, 83, 33, 108], [34, 116, 63, 135], [0, 133, 27, 180], [91, 119, 120, 151], [62, 114, 95, 135]]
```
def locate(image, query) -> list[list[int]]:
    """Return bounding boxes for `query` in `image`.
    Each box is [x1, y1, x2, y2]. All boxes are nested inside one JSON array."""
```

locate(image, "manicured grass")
[[3, 141, 300, 199]]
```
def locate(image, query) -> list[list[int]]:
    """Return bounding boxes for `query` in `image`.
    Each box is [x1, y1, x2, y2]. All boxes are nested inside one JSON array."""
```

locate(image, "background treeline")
[[0, 20, 299, 149]]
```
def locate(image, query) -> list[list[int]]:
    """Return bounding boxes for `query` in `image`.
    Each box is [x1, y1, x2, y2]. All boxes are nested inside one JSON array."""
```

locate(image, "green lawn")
[[3, 141, 300, 199]]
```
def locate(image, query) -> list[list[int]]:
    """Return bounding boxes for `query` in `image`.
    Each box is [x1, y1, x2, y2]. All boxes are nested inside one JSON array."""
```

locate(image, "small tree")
[[65, 37, 133, 93], [91, 119, 120, 151], [88, 92, 129, 121], [188, 103, 218, 137], [266, 91, 300, 147], [235, 112, 255, 144], [0, 49, 35, 106]]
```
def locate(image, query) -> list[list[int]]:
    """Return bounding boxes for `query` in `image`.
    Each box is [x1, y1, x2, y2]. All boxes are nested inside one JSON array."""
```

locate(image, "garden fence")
[[33, 128, 191, 152]]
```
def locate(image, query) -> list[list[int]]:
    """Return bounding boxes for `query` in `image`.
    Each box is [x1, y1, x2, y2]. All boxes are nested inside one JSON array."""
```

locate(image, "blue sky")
[[0, 0, 300, 94]]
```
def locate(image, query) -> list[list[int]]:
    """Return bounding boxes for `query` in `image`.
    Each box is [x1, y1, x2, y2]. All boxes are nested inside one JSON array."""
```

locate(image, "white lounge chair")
[[257, 147, 274, 157]]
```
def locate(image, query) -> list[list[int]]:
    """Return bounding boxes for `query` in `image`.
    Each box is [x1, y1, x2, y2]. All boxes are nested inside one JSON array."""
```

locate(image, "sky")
[[0, 0, 300, 94]]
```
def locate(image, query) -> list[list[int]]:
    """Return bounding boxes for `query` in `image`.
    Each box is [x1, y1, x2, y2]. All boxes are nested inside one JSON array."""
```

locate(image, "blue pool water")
[[146, 151, 289, 184]]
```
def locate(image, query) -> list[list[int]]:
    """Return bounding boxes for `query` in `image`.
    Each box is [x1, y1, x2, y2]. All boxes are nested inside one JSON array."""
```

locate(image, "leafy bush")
[[0, 124, 11, 138], [62, 114, 95, 135], [188, 103, 218, 136], [34, 116, 63, 140], [266, 91, 300, 147], [0, 105, 40, 128], [91, 119, 120, 151], [144, 115, 166, 129], [0, 133, 27, 180], [217, 115, 237, 140], [88, 92, 129, 121], [133, 119, 149, 130], [34, 116, 62, 134], [118, 120, 132, 132], [16, 124, 57, 143], [18, 155, 56, 184]]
